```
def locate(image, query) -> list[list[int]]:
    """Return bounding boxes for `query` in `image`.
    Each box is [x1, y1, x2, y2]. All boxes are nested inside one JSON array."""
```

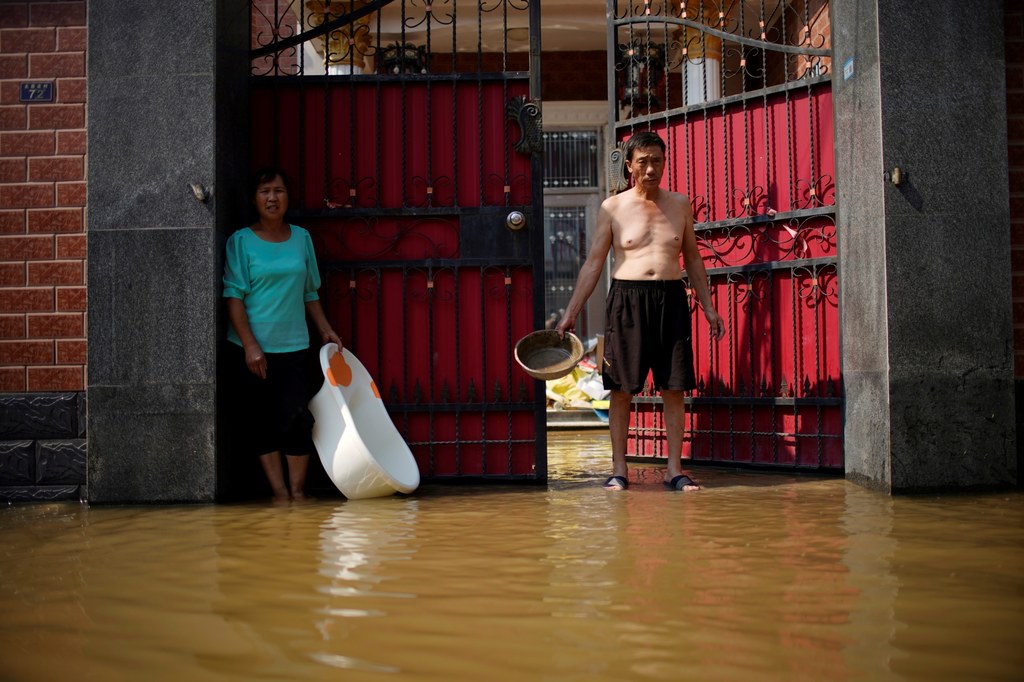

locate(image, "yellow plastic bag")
[[545, 367, 591, 408]]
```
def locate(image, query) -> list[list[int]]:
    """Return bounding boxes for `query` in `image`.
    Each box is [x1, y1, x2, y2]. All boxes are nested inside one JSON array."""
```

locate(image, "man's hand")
[[704, 307, 725, 340], [554, 314, 575, 338]]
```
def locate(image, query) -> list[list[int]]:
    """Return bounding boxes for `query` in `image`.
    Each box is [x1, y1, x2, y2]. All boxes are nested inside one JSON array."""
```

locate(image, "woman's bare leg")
[[259, 451, 291, 502], [286, 454, 310, 500]]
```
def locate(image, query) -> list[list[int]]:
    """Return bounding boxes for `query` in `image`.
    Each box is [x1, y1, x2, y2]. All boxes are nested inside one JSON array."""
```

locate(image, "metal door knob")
[[506, 211, 526, 231]]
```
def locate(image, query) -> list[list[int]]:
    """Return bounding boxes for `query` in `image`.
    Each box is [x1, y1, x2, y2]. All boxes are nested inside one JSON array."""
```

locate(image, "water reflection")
[[841, 485, 900, 681], [312, 502, 419, 673], [0, 431, 1021, 681]]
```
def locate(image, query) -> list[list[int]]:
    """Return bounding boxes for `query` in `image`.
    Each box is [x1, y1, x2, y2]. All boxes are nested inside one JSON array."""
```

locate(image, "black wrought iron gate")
[[607, 0, 842, 470], [249, 0, 546, 481]]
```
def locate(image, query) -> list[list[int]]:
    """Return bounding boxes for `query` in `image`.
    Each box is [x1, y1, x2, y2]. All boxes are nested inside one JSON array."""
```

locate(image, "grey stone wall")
[[86, 1, 250, 502], [833, 0, 1016, 491], [831, 0, 891, 490]]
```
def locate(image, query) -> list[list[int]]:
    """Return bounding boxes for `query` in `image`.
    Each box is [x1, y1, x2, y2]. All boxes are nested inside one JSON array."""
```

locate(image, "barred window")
[[542, 131, 599, 189], [543, 206, 588, 333]]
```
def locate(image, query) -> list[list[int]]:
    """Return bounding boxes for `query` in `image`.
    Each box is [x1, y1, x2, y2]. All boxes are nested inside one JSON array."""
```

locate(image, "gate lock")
[[506, 211, 527, 231]]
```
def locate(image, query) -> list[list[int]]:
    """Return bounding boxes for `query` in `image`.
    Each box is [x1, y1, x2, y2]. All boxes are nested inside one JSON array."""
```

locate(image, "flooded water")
[[1, 430, 1022, 682]]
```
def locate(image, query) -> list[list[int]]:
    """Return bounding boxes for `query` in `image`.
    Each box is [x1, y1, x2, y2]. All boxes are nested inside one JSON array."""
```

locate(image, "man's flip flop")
[[664, 474, 699, 491], [602, 475, 628, 490]]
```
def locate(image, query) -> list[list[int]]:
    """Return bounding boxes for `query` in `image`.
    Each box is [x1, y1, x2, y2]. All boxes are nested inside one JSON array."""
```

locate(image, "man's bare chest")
[[615, 207, 683, 249]]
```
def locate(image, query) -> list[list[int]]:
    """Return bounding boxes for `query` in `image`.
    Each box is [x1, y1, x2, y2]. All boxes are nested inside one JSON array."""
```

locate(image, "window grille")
[[543, 207, 588, 335], [542, 131, 600, 189]]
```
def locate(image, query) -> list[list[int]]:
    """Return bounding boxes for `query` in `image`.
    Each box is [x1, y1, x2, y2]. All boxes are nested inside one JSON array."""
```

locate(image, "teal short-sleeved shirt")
[[223, 225, 321, 353]]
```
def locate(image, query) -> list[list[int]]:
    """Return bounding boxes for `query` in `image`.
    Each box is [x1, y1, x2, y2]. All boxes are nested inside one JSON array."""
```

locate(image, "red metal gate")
[[608, 0, 841, 470], [249, 0, 545, 480]]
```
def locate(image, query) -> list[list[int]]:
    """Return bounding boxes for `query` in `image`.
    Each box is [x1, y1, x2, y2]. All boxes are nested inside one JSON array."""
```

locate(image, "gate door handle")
[[506, 211, 527, 231]]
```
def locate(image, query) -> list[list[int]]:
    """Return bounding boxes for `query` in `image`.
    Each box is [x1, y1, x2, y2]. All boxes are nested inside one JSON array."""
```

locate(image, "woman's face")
[[254, 175, 288, 222]]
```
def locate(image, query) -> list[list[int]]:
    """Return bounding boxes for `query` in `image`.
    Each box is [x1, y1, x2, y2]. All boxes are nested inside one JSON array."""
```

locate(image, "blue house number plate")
[[20, 81, 55, 103]]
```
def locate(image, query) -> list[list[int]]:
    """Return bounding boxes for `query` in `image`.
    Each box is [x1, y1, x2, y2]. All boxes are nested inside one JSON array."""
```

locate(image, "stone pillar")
[[832, 0, 1016, 492], [87, 1, 250, 502]]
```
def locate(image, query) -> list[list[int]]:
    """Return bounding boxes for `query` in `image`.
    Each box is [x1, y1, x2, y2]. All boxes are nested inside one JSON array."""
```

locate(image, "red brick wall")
[[541, 51, 607, 101], [432, 51, 606, 100], [0, 1, 86, 393], [1008, 5, 1024, 379]]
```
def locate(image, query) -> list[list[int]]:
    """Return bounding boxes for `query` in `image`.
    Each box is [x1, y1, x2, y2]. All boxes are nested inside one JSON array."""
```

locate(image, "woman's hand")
[[305, 300, 343, 351], [244, 343, 267, 379], [320, 327, 343, 351]]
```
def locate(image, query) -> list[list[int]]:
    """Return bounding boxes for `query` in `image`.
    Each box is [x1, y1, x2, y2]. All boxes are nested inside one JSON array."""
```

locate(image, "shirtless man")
[[555, 131, 725, 491]]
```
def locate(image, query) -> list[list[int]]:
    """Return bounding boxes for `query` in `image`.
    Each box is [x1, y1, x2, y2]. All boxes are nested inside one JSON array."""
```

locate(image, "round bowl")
[[514, 330, 584, 381]]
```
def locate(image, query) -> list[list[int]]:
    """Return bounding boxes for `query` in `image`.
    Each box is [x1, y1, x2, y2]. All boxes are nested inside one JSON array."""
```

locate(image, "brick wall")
[[433, 51, 606, 100], [0, 1, 86, 393], [541, 51, 607, 101]]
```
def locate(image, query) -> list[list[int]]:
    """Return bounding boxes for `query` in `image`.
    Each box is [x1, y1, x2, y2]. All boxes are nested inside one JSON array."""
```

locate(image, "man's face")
[[626, 145, 665, 189]]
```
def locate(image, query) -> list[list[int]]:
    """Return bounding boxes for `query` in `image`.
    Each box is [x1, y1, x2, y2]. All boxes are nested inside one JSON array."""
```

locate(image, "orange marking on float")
[[371, 380, 380, 398], [327, 351, 353, 387]]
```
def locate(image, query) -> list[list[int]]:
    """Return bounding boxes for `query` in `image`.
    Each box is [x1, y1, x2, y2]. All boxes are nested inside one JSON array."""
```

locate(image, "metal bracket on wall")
[[189, 182, 209, 202], [883, 167, 903, 187]]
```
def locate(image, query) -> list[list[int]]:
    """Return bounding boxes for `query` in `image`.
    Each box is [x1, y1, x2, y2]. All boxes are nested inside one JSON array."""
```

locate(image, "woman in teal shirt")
[[223, 167, 341, 502]]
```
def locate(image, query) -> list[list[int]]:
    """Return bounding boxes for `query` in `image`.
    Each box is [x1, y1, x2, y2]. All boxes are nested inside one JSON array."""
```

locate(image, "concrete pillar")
[[86, 1, 250, 502], [832, 0, 1016, 491]]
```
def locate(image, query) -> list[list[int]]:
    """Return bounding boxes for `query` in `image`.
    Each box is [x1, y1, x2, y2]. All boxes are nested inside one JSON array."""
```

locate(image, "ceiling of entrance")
[[301, 1, 796, 55], [371, 0, 607, 53], [370, 0, 790, 53]]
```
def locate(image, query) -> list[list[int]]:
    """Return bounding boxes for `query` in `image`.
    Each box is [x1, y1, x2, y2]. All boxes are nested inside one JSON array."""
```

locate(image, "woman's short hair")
[[250, 166, 290, 198]]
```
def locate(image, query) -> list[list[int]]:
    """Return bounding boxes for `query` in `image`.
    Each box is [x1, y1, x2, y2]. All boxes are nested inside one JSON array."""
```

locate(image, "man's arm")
[[679, 197, 725, 340], [555, 203, 614, 335]]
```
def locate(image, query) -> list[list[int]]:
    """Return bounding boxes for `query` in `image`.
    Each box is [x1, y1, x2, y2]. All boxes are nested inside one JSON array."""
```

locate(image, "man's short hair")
[[623, 131, 666, 161], [621, 131, 666, 179]]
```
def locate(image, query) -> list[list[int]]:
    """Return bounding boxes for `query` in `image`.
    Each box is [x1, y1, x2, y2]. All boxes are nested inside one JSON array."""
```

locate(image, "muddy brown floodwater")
[[1, 430, 1022, 681]]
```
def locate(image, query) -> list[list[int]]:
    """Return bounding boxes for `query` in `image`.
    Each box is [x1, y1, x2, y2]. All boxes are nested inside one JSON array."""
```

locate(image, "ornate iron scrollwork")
[[379, 42, 428, 74], [506, 95, 542, 156], [606, 145, 628, 193]]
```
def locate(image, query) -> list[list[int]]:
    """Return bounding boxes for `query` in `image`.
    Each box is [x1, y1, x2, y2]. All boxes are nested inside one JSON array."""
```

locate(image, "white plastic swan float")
[[308, 343, 420, 499]]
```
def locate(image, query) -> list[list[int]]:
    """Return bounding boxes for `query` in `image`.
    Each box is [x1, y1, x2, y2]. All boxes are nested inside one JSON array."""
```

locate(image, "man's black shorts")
[[602, 279, 696, 394]]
